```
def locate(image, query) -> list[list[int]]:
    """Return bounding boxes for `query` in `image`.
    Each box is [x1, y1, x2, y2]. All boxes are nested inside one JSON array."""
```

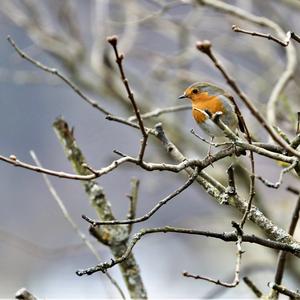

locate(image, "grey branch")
[[15, 288, 37, 300]]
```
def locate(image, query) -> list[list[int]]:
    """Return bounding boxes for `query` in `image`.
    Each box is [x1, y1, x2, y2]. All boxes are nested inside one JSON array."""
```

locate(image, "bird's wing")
[[224, 93, 245, 133]]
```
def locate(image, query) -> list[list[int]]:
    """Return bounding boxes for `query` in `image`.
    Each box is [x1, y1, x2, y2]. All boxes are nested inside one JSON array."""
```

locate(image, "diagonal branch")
[[29, 150, 125, 299], [243, 277, 263, 298], [53, 117, 147, 299], [82, 167, 199, 226], [7, 36, 110, 115], [107, 35, 148, 162], [258, 160, 298, 189], [270, 192, 300, 299]]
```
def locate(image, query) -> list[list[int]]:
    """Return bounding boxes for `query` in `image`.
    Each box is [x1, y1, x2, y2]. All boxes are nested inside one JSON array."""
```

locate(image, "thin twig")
[[0, 152, 101, 180], [7, 36, 110, 115], [183, 222, 243, 288], [227, 165, 236, 197], [273, 125, 291, 144], [127, 178, 140, 234], [297, 112, 300, 135], [232, 25, 289, 47], [190, 128, 232, 147], [287, 186, 300, 195], [106, 114, 150, 132], [107, 35, 148, 162], [82, 167, 199, 226], [29, 151, 126, 299], [291, 32, 300, 43], [257, 160, 297, 189], [128, 104, 191, 122], [240, 172, 255, 228], [232, 25, 300, 46], [243, 277, 263, 298]]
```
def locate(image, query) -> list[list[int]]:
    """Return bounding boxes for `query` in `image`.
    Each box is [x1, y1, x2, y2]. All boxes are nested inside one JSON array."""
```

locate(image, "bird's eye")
[[192, 89, 198, 94]]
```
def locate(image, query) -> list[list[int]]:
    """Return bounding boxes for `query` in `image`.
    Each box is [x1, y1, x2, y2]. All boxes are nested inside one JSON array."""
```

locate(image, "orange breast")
[[192, 93, 224, 124]]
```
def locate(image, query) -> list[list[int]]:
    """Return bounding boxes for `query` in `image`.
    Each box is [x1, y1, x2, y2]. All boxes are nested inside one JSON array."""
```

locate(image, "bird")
[[178, 82, 245, 138]]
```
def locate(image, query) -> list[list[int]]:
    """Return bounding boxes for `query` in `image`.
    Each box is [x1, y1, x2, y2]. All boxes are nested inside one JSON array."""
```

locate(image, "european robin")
[[179, 82, 244, 138]]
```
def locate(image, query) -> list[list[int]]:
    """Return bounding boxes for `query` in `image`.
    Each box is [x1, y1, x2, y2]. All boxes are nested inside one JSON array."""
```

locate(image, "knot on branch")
[[232, 221, 243, 236]]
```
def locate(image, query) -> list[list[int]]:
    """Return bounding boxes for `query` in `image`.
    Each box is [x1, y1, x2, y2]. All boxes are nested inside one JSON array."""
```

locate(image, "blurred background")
[[0, 0, 300, 298]]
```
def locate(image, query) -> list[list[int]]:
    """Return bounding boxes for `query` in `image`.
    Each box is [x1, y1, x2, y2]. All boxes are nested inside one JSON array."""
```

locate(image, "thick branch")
[[153, 124, 300, 256], [53, 117, 147, 299]]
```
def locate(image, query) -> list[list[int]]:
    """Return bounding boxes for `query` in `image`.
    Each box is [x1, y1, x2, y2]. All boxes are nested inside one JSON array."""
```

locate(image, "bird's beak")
[[178, 94, 187, 100]]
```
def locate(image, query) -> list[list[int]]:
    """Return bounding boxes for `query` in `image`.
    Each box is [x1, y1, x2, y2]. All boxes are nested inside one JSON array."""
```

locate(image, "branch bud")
[[9, 154, 17, 161], [232, 24, 238, 31], [107, 35, 118, 46], [196, 40, 212, 53]]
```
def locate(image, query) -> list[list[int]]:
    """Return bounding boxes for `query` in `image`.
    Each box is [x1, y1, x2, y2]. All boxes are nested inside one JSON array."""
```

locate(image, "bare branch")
[[82, 167, 199, 226], [15, 288, 37, 300], [191, 128, 232, 147], [226, 165, 236, 197], [76, 225, 300, 276], [232, 25, 290, 47], [1, 130, 295, 182], [0, 152, 101, 180], [193, 109, 255, 227], [297, 113, 300, 135], [183, 222, 243, 288], [270, 193, 300, 298], [258, 160, 298, 189], [268, 282, 300, 298], [287, 186, 300, 195], [107, 35, 148, 162], [153, 123, 300, 255], [232, 25, 300, 46], [128, 104, 191, 122], [7, 36, 110, 115], [53, 117, 147, 299], [29, 151, 126, 299], [127, 178, 140, 234], [243, 277, 263, 298]]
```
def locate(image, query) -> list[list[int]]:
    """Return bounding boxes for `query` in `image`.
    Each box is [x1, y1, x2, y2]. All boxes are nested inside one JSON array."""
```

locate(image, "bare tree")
[[1, 0, 300, 299]]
